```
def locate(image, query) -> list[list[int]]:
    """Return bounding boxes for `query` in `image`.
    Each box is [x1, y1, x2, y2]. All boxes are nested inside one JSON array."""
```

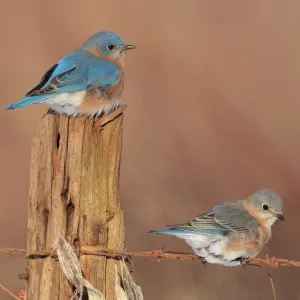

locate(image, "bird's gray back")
[[212, 200, 260, 233]]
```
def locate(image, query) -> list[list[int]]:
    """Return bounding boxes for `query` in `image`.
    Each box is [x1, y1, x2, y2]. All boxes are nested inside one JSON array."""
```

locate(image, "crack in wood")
[[61, 176, 70, 202], [56, 132, 60, 149], [66, 199, 75, 232]]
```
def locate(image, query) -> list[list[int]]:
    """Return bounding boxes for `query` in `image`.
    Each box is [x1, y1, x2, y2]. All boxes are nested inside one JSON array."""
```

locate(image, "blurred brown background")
[[1, 0, 300, 299]]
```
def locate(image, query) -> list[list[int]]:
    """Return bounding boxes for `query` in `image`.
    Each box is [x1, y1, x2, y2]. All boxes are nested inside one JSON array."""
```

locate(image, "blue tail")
[[6, 95, 48, 110], [148, 228, 191, 235]]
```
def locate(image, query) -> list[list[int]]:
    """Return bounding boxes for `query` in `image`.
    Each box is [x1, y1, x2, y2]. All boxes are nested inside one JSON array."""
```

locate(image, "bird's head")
[[247, 189, 284, 227], [83, 31, 135, 62]]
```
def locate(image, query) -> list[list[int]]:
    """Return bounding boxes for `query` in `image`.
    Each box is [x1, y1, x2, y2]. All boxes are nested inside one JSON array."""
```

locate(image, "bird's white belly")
[[45, 91, 85, 116], [181, 234, 249, 266], [45, 91, 120, 117]]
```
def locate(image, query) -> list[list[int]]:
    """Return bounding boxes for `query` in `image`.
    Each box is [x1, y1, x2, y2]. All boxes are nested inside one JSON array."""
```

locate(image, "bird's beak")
[[120, 44, 136, 54], [272, 211, 285, 221], [270, 208, 284, 221], [275, 213, 285, 221]]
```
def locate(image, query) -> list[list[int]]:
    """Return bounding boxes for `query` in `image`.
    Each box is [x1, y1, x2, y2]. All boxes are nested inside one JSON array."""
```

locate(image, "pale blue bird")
[[6, 31, 135, 117], [150, 189, 284, 266]]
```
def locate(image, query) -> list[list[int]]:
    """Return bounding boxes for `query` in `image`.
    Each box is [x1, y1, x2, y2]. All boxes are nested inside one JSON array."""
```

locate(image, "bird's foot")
[[93, 104, 127, 132], [239, 257, 251, 269], [239, 257, 261, 269]]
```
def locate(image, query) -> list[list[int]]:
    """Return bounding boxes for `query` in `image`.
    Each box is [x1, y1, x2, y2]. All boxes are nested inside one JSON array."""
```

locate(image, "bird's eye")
[[107, 45, 115, 51], [262, 204, 269, 211]]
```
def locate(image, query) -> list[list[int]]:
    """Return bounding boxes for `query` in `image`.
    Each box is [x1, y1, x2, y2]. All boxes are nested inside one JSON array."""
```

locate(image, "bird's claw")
[[240, 257, 251, 269]]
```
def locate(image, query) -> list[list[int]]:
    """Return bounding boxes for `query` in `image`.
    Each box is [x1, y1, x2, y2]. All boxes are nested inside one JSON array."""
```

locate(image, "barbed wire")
[[1, 245, 299, 299], [0, 246, 299, 268]]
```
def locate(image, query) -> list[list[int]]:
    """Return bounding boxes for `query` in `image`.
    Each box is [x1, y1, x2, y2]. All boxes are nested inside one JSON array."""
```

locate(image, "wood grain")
[[26, 111, 125, 299]]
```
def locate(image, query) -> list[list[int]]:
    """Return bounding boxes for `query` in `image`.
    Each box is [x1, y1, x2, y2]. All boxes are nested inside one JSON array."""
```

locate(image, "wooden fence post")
[[25, 112, 125, 299]]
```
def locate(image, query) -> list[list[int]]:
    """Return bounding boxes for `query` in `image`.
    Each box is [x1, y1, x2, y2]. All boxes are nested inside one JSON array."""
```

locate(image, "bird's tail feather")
[[148, 228, 191, 235], [6, 95, 49, 110]]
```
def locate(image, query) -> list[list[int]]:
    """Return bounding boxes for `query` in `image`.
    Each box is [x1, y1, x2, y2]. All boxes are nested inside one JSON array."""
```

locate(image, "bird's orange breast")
[[78, 69, 123, 114], [222, 232, 261, 258]]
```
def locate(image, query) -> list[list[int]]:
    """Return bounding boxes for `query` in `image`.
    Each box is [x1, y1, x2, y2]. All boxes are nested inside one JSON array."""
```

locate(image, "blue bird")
[[6, 31, 135, 117], [149, 189, 284, 266]]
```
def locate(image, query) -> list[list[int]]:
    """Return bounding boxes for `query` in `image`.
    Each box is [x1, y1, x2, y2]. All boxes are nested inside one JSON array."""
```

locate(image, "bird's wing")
[[26, 52, 119, 97], [162, 202, 260, 236], [164, 212, 231, 236], [25, 64, 58, 96], [212, 201, 260, 233], [26, 64, 82, 96]]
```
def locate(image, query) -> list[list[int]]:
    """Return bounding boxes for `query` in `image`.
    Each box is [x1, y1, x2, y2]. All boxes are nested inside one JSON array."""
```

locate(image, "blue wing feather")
[[6, 95, 50, 110], [149, 228, 229, 236]]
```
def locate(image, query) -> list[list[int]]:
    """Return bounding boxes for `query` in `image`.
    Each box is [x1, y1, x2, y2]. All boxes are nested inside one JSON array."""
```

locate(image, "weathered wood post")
[[25, 111, 125, 299]]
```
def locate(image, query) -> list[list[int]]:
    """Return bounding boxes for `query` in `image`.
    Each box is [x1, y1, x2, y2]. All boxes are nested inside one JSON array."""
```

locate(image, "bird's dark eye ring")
[[263, 204, 269, 210], [107, 45, 114, 51]]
